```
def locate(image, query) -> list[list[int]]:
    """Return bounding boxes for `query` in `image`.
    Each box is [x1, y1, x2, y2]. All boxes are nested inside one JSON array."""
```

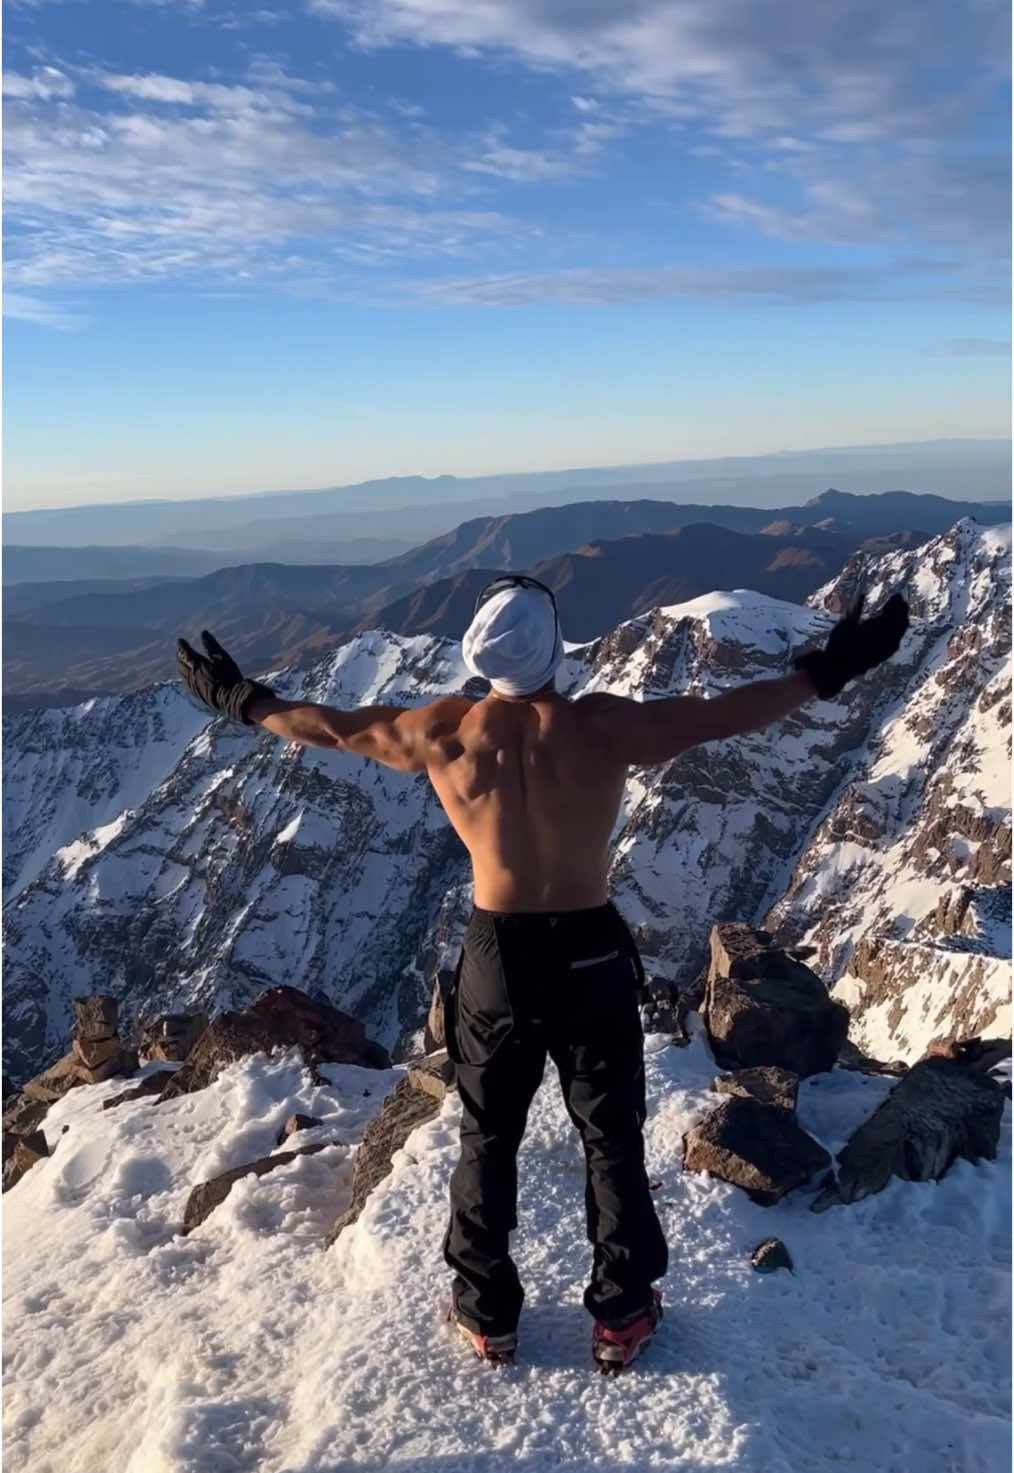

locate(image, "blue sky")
[[3, 0, 1010, 510]]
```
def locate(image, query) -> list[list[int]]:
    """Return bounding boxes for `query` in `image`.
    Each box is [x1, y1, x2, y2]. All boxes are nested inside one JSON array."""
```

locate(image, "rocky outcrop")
[[702, 924, 848, 1077], [3, 1129, 49, 1193], [2, 1092, 51, 1192], [160, 987, 389, 1101], [326, 1053, 455, 1248], [683, 1097, 830, 1206], [811, 1055, 1007, 1211]]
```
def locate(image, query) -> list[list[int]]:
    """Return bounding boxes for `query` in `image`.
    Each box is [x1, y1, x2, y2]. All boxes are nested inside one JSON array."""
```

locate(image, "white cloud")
[[3, 67, 73, 100], [308, 0, 1009, 251], [2, 291, 86, 329], [3, 64, 530, 288], [412, 260, 970, 307]]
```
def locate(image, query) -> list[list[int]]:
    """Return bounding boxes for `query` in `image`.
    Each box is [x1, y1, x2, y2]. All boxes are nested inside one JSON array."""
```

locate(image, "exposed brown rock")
[[72, 995, 119, 1041], [713, 1066, 798, 1112], [424, 973, 452, 1052], [104, 1070, 177, 1110], [74, 1054, 129, 1085], [683, 1097, 830, 1206], [276, 1113, 324, 1146], [3, 1092, 50, 1139], [704, 957, 849, 1078], [406, 1051, 455, 1100], [182, 1143, 330, 1234], [811, 1056, 1006, 1212], [706, 923, 776, 988], [160, 987, 385, 1101], [72, 1036, 121, 1070], [4, 1130, 49, 1192], [922, 1034, 1011, 1075], [836, 1040, 908, 1076], [139, 1012, 209, 1064], [325, 1076, 443, 1247], [21, 1053, 84, 1104]]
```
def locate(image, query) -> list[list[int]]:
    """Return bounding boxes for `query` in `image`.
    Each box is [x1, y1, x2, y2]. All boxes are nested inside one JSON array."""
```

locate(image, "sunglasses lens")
[[474, 575, 557, 617]]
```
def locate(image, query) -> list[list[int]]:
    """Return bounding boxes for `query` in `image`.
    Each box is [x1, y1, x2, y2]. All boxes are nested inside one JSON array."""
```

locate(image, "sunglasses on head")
[[473, 574, 558, 619]]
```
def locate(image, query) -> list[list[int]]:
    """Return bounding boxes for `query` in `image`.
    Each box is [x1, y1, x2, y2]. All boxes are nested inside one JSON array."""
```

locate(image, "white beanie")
[[462, 585, 563, 697]]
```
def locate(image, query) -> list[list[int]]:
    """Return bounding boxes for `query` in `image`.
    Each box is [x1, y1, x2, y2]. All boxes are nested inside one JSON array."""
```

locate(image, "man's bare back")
[[250, 675, 817, 913], [424, 692, 626, 911]]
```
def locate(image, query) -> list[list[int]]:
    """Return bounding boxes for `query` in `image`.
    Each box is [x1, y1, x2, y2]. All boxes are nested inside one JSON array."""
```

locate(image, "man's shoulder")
[[414, 695, 472, 736], [573, 691, 634, 718]]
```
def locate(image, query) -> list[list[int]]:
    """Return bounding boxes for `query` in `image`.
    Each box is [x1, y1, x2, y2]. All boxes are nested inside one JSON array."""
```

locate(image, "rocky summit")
[[3, 519, 1010, 1085]]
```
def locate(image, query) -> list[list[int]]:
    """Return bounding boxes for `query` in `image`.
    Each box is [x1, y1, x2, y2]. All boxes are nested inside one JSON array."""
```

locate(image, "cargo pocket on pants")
[[454, 919, 514, 1068]]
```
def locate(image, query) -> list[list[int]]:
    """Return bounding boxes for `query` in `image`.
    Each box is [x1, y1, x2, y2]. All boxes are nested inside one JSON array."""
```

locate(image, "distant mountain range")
[[2, 490, 1006, 710], [4, 438, 1008, 555]]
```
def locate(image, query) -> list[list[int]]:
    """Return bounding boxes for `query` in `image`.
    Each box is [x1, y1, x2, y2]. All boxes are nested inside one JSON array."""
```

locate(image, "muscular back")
[[424, 692, 627, 912]]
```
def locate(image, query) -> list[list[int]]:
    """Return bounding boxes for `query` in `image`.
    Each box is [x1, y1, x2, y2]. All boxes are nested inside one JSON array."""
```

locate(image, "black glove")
[[175, 630, 275, 725], [794, 591, 909, 700]]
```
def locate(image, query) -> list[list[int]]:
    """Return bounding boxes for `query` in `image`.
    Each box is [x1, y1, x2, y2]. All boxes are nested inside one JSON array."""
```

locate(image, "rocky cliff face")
[[764, 519, 1011, 1061], [3, 520, 1009, 1083]]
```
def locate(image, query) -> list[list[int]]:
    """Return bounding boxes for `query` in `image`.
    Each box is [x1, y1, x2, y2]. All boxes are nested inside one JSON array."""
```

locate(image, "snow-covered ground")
[[4, 1030, 1010, 1473]]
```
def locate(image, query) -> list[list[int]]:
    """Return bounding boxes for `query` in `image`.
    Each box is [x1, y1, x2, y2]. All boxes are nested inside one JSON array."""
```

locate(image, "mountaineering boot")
[[447, 1304, 517, 1365], [591, 1289, 663, 1375]]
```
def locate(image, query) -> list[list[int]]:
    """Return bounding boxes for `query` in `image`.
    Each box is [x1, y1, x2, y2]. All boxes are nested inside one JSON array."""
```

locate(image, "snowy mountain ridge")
[[3, 518, 1010, 1084]]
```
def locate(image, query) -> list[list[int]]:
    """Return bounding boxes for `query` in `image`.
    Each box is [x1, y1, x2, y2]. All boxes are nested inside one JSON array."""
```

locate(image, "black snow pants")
[[442, 903, 668, 1336]]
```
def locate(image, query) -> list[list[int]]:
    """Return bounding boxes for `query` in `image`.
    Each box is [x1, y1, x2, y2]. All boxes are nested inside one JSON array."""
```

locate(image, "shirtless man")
[[176, 575, 908, 1372]]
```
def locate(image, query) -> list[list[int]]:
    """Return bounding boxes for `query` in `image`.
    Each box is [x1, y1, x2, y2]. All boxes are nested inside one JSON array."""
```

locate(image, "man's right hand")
[[793, 591, 909, 700], [175, 630, 276, 725]]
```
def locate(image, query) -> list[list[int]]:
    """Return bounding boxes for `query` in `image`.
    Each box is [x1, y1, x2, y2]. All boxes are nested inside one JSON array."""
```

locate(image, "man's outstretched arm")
[[591, 591, 909, 767], [244, 692, 434, 772], [590, 671, 817, 766], [175, 629, 459, 773]]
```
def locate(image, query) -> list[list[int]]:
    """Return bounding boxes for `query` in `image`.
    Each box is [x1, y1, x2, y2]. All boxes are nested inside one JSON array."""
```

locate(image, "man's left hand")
[[175, 630, 275, 724]]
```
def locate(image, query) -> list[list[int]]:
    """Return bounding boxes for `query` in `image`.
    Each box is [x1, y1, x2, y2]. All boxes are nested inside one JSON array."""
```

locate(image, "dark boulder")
[[812, 1055, 1006, 1212], [703, 924, 848, 1077]]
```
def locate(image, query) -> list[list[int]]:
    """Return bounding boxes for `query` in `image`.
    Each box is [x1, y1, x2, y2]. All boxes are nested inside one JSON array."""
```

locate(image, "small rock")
[[161, 987, 386, 1101], [276, 1113, 323, 1147], [683, 1097, 830, 1206], [750, 1238, 794, 1274]]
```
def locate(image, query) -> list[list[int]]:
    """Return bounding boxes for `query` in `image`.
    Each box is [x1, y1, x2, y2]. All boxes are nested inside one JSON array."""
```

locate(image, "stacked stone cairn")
[[71, 995, 135, 1084]]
